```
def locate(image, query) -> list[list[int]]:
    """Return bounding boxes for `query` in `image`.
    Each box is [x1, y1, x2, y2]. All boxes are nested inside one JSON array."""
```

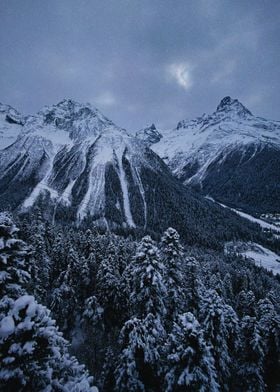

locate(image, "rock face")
[[148, 97, 280, 214]]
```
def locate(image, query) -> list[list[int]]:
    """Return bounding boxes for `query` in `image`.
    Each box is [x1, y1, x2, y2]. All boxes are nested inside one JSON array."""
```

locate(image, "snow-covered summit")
[[152, 96, 280, 174], [0, 103, 25, 125], [24, 99, 126, 143], [0, 103, 25, 149], [135, 123, 162, 146], [216, 96, 252, 117]]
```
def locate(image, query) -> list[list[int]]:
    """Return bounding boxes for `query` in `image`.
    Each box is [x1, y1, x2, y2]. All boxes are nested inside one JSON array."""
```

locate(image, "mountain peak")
[[40, 99, 107, 120], [35, 99, 117, 140], [216, 96, 252, 117], [0, 102, 25, 126], [136, 123, 162, 145]]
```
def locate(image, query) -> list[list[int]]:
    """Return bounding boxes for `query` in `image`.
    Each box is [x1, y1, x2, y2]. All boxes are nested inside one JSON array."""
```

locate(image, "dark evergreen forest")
[[1, 208, 280, 391]]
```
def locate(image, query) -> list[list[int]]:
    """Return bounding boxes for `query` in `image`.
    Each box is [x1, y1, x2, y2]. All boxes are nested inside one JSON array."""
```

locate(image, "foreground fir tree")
[[115, 313, 165, 392], [257, 298, 280, 390], [0, 212, 31, 300], [0, 295, 96, 391], [235, 316, 265, 392], [164, 312, 219, 392], [200, 289, 239, 391], [0, 212, 96, 391]]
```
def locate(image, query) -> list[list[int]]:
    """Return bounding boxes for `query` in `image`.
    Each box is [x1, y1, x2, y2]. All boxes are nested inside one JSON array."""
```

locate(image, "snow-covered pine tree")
[[50, 230, 67, 279], [223, 273, 234, 305], [183, 257, 203, 316], [236, 290, 256, 317], [115, 313, 165, 391], [29, 215, 51, 302], [74, 296, 105, 383], [235, 316, 265, 392], [96, 246, 126, 327], [0, 212, 96, 391], [50, 260, 77, 331], [208, 273, 224, 296], [51, 246, 90, 330], [126, 235, 167, 319], [0, 295, 96, 391], [257, 297, 280, 390], [0, 212, 31, 299], [164, 312, 219, 391], [114, 236, 132, 275], [81, 229, 96, 258], [80, 255, 91, 298], [200, 289, 239, 390], [160, 228, 185, 322]]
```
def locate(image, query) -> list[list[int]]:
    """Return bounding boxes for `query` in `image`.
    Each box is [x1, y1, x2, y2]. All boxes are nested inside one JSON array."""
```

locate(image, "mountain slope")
[[149, 97, 280, 215], [0, 99, 269, 249]]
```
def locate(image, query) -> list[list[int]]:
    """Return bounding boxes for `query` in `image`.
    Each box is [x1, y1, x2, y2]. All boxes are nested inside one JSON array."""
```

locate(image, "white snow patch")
[[24, 123, 73, 148], [22, 150, 61, 208], [0, 316, 15, 339], [225, 242, 280, 275], [60, 179, 76, 206], [116, 149, 135, 228], [77, 164, 105, 221], [12, 295, 36, 318], [134, 167, 147, 228]]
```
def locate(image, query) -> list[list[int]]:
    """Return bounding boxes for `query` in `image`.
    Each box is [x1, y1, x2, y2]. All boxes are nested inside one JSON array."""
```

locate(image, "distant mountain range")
[[0, 97, 277, 248], [140, 96, 280, 215]]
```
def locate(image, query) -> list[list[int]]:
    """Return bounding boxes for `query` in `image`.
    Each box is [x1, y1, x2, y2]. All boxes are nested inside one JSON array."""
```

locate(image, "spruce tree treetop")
[[128, 235, 167, 318]]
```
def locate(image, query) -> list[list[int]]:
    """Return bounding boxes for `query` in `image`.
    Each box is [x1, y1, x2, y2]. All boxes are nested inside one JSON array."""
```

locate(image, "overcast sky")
[[1, 0, 279, 130]]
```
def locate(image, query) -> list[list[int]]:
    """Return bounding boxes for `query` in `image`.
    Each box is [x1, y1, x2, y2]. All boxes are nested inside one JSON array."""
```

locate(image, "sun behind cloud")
[[167, 62, 193, 90]]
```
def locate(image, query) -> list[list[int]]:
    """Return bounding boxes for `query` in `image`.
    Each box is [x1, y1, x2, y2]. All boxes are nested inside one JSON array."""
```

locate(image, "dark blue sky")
[[1, 0, 279, 130]]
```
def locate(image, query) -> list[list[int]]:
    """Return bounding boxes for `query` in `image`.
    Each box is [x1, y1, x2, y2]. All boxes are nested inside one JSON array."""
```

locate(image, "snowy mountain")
[[0, 99, 161, 228], [0, 99, 267, 247], [147, 96, 280, 215]]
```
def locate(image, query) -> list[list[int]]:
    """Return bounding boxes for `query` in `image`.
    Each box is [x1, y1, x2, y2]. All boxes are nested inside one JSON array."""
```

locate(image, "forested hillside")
[[1, 210, 280, 391]]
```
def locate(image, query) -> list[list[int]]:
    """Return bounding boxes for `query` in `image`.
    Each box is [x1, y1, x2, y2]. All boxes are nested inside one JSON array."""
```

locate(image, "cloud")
[[95, 91, 116, 107], [167, 62, 193, 90], [0, 0, 279, 129]]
